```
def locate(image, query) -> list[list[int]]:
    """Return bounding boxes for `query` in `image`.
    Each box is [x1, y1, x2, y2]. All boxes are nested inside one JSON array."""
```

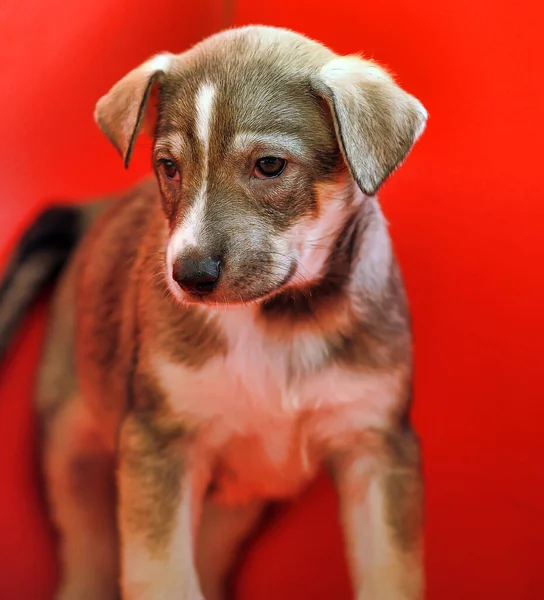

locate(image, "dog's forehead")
[[159, 28, 335, 137]]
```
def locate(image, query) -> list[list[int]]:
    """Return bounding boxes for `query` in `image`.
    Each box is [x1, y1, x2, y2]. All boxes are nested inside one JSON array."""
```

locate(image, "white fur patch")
[[413, 104, 428, 141], [166, 83, 216, 276], [153, 306, 401, 504], [167, 191, 207, 257], [143, 53, 172, 75], [364, 65, 387, 81], [286, 178, 360, 285], [321, 56, 391, 88], [354, 197, 393, 297], [232, 132, 306, 159], [195, 83, 216, 157]]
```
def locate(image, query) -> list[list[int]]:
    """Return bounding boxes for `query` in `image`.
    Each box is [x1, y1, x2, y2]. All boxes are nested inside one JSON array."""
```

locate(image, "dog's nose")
[[172, 257, 222, 295]]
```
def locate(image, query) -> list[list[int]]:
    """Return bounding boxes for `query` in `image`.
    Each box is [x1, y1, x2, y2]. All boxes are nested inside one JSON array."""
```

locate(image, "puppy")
[[9, 25, 428, 600]]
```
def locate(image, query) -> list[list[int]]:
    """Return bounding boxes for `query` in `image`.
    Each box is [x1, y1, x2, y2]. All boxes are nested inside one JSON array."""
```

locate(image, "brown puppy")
[[33, 25, 427, 600]]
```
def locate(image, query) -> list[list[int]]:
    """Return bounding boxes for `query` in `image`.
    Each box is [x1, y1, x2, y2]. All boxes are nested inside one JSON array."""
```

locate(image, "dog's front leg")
[[118, 411, 206, 600], [330, 427, 424, 600]]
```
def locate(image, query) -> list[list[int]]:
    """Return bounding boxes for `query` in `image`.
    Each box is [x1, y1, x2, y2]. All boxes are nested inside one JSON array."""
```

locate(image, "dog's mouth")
[[167, 259, 298, 308]]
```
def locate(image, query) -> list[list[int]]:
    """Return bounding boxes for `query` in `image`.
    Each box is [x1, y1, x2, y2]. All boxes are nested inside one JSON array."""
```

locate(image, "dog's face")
[[95, 26, 427, 306]]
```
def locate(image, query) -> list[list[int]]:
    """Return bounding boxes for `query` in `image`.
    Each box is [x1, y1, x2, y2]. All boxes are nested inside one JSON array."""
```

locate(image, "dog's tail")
[[0, 202, 106, 361]]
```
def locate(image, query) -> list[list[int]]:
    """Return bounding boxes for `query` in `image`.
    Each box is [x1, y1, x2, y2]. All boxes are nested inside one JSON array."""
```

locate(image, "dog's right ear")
[[94, 53, 173, 168]]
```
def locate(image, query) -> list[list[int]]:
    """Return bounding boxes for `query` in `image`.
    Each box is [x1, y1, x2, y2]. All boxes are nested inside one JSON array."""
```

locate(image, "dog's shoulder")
[[73, 178, 165, 407]]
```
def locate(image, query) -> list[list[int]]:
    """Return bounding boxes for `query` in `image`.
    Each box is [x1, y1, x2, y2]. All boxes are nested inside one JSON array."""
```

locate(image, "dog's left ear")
[[94, 53, 174, 168], [312, 56, 427, 196]]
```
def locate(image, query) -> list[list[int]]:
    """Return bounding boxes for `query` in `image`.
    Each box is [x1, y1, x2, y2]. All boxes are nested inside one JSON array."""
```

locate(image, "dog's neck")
[[200, 193, 394, 340], [143, 182, 407, 375]]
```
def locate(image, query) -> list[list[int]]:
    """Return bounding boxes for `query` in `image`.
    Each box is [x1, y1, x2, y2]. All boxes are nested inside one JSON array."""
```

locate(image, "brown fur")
[[383, 428, 424, 552], [118, 409, 187, 559]]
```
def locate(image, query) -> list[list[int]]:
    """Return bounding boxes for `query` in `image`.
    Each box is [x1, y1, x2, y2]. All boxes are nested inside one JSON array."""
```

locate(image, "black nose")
[[172, 257, 222, 295]]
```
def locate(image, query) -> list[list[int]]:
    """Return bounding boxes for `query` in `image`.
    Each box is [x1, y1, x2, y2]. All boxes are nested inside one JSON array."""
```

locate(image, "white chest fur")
[[154, 308, 402, 504]]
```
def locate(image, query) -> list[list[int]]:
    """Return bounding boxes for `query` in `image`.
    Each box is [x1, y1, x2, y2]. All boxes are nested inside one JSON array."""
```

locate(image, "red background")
[[1, 0, 543, 598]]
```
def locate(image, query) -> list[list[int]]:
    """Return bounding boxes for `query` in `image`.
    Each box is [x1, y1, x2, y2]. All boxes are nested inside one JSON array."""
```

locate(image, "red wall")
[[1, 1, 543, 599]]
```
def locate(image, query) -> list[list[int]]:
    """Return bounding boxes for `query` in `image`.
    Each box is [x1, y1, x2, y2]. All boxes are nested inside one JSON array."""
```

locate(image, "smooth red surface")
[[1, 1, 543, 599]]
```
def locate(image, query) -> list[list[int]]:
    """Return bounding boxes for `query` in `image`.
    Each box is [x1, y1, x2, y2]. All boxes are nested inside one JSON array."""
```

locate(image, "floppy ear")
[[94, 53, 174, 168], [312, 56, 427, 196]]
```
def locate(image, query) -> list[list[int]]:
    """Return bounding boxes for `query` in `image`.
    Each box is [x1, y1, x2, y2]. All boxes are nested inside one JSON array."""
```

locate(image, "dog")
[[0, 25, 427, 600]]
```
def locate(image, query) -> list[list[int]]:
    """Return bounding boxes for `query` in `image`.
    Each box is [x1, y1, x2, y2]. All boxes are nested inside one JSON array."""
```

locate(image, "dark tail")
[[0, 204, 89, 361]]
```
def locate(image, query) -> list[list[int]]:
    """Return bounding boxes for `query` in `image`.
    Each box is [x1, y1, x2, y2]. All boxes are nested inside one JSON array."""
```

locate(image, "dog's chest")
[[155, 311, 398, 503]]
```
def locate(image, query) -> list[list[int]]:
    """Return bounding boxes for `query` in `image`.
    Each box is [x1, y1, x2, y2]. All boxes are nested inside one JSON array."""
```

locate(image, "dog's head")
[[95, 26, 426, 306]]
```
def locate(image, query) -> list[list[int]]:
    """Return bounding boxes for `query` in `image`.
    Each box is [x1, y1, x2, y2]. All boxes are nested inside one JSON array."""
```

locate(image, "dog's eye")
[[254, 157, 286, 179], [158, 159, 180, 181]]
